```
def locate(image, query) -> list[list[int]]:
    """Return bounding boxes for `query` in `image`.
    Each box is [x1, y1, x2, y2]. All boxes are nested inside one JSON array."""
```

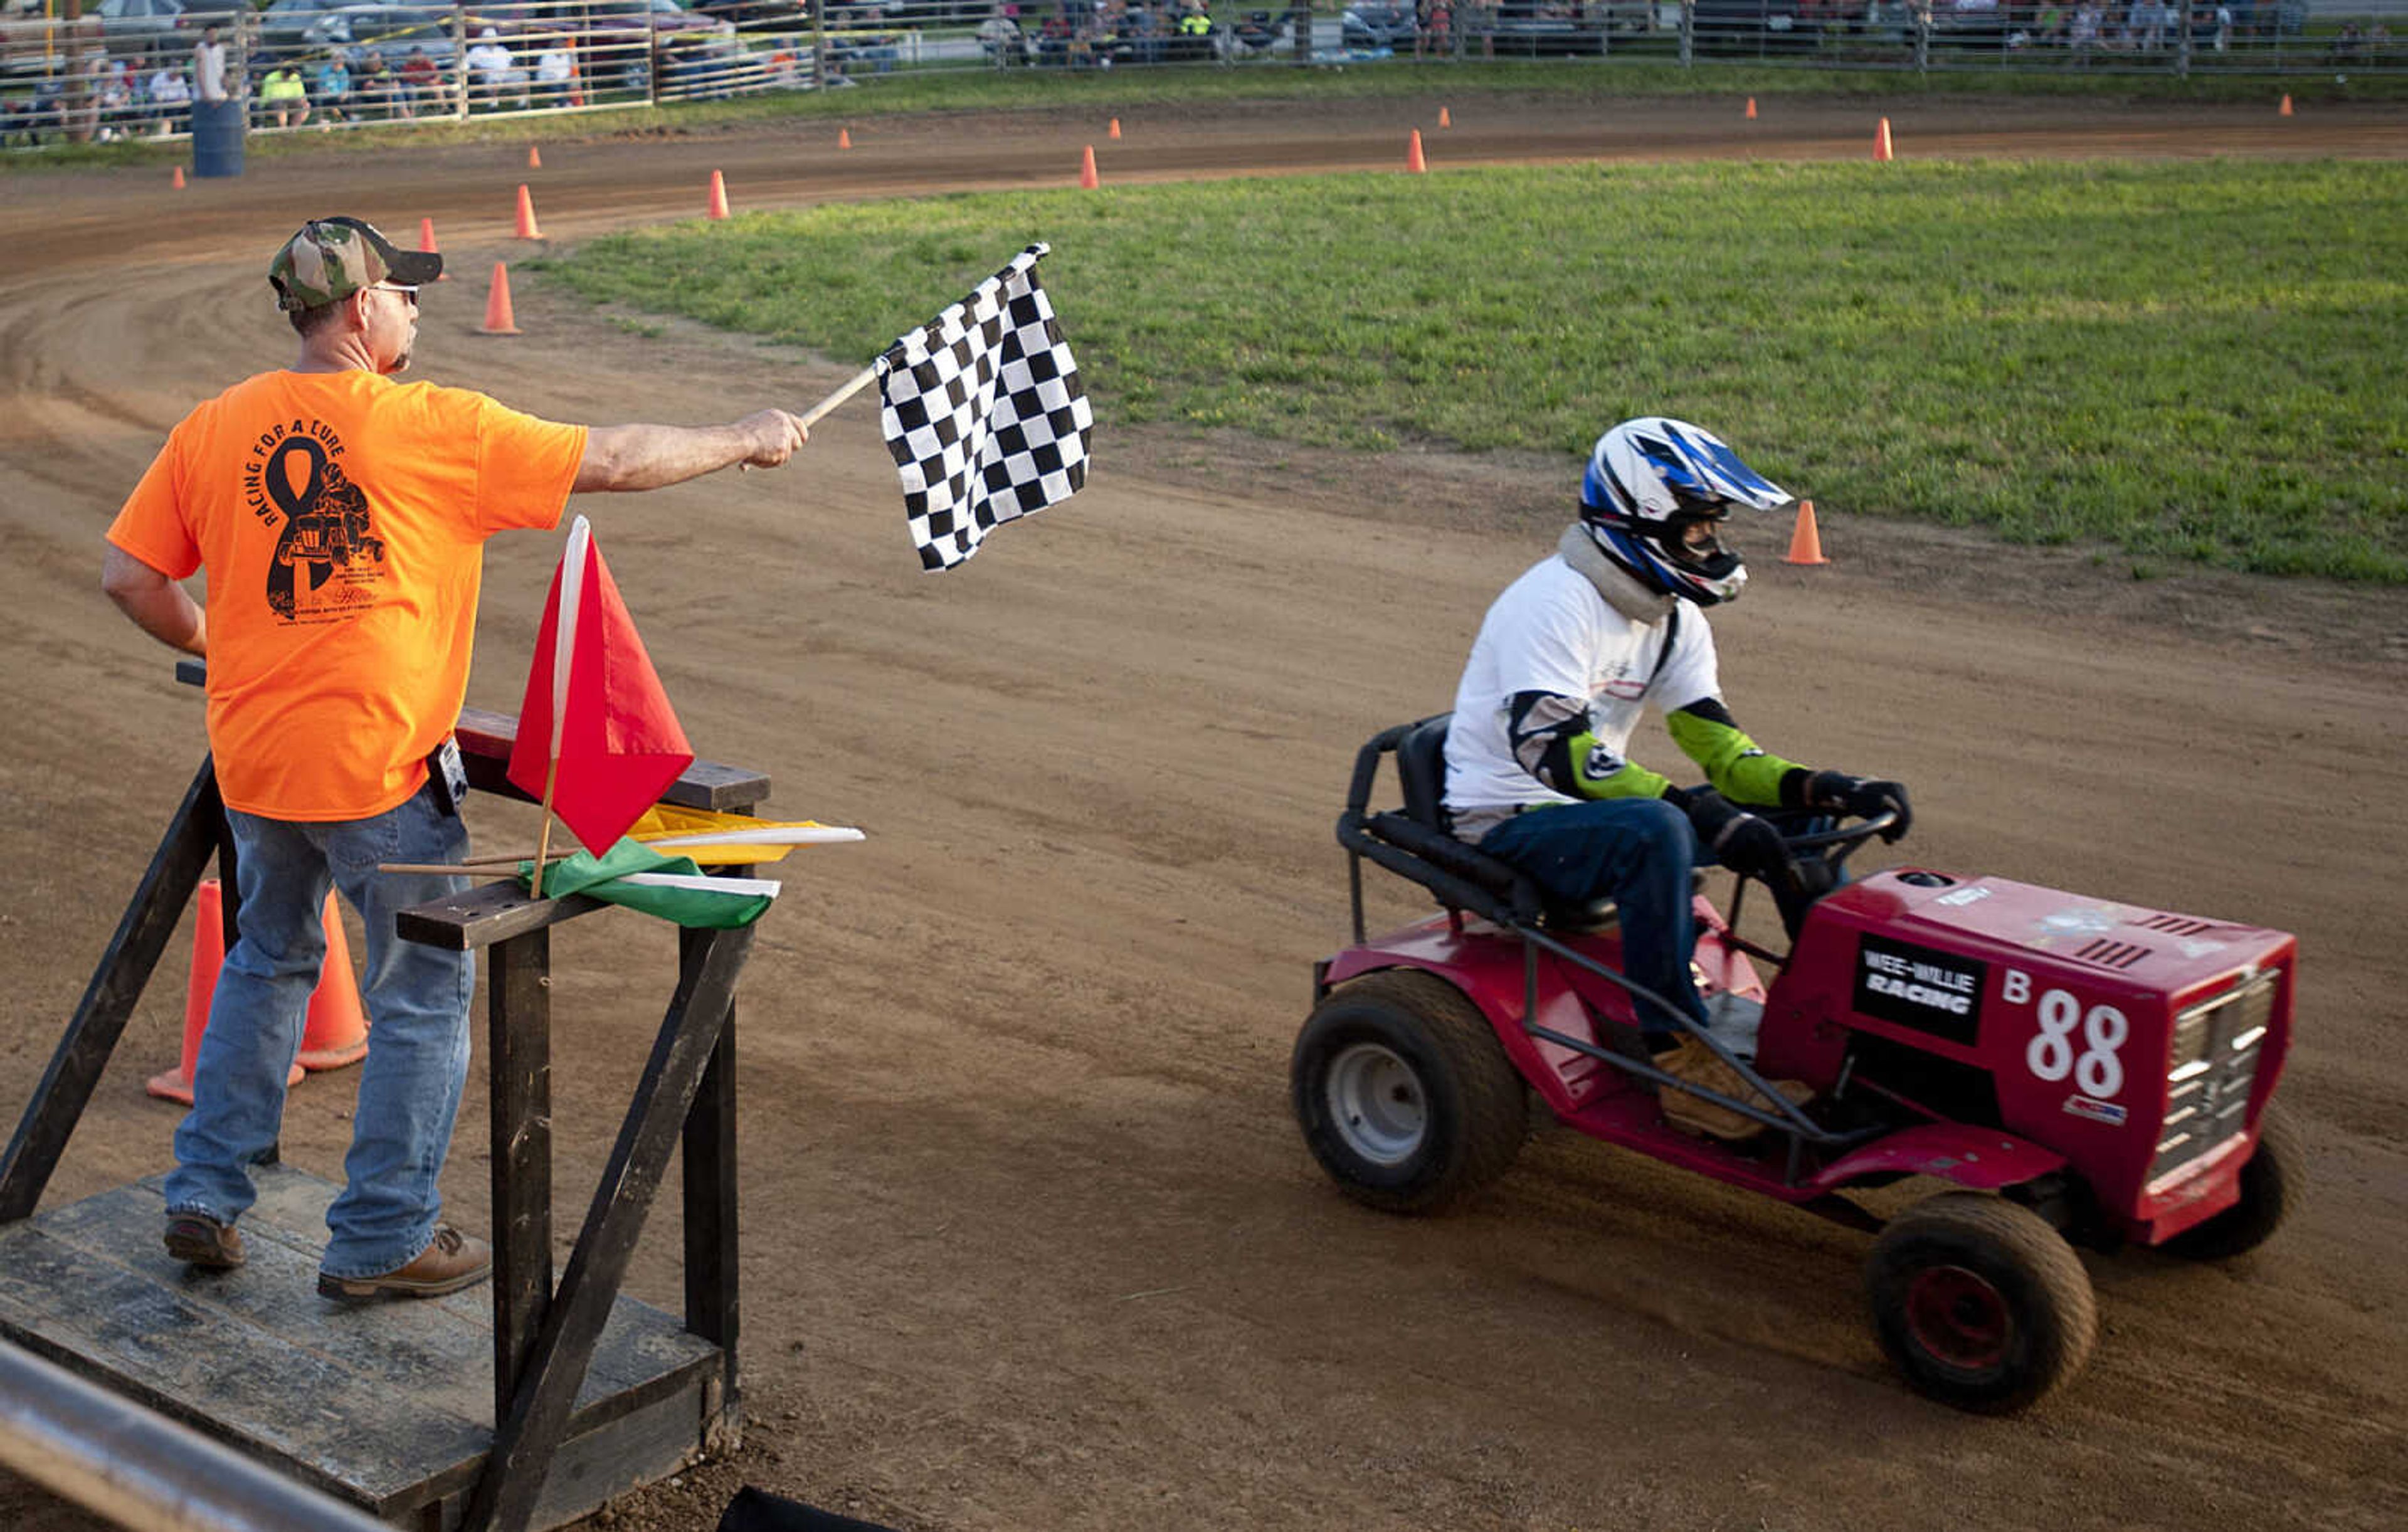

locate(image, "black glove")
[[1805, 770, 1913, 842], [1682, 789, 1795, 889]]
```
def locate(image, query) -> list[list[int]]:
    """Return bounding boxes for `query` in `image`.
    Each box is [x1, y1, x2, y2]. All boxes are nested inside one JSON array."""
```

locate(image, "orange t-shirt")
[[107, 369, 588, 821]]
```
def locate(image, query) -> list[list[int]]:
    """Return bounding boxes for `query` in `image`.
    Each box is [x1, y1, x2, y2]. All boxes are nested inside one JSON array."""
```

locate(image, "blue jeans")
[[164, 782, 473, 1279], [1477, 796, 1709, 1037]]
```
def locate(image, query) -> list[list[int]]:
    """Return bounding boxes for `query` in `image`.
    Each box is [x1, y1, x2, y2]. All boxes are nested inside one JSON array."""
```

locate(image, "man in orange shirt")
[[102, 216, 807, 1299]]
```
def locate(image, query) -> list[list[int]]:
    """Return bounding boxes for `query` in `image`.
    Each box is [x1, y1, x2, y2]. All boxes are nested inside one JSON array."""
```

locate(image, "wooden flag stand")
[[0, 662, 776, 1532]]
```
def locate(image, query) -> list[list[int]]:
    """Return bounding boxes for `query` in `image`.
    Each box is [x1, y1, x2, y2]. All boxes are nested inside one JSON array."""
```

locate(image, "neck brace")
[[1558, 523, 1675, 625]]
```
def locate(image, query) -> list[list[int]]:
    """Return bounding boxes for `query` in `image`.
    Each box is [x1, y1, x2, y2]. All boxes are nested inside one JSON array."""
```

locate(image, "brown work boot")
[[164, 1213, 245, 1270], [1655, 1035, 1813, 1141], [317, 1224, 492, 1301]]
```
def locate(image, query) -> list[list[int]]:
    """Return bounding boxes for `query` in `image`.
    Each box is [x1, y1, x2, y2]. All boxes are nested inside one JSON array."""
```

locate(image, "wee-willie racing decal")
[[1854, 932, 1985, 1045]]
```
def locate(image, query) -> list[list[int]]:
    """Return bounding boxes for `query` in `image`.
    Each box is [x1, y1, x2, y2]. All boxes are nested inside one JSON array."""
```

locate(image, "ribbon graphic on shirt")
[[264, 433, 384, 620]]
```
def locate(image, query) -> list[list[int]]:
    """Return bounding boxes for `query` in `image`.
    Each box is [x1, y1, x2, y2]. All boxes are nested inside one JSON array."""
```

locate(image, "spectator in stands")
[[980, 8, 1030, 63], [1418, 0, 1454, 57], [1176, 0, 1214, 56], [2130, 0, 2168, 50], [2069, 0, 2102, 56], [315, 52, 352, 122], [2212, 0, 2232, 48], [352, 53, 395, 119], [398, 45, 440, 116], [1466, 0, 1496, 55], [1122, 0, 1163, 63], [535, 41, 575, 104], [259, 63, 310, 128], [148, 60, 193, 136], [855, 5, 900, 71], [92, 57, 132, 142], [466, 27, 529, 111]]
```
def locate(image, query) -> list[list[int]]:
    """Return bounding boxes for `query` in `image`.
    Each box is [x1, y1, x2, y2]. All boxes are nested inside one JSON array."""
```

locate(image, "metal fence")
[[4, 0, 2402, 152]]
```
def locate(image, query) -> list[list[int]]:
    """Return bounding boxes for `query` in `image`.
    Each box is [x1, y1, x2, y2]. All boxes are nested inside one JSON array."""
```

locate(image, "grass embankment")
[[6, 58, 2400, 172], [548, 160, 2406, 581]]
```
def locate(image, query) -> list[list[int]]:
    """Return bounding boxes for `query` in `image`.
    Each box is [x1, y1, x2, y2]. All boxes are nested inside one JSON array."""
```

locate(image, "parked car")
[[327, 4, 458, 68], [686, 0, 804, 23], [258, 0, 365, 53], [94, 0, 245, 60], [1340, 1, 1416, 50], [94, 0, 184, 58]]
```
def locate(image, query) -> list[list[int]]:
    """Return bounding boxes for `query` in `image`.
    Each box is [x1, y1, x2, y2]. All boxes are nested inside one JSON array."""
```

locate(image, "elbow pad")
[[1508, 691, 1670, 801]]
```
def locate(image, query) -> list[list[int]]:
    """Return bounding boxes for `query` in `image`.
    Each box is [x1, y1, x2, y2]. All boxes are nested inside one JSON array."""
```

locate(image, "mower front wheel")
[[1866, 1192, 2098, 1414], [1291, 969, 1526, 1215]]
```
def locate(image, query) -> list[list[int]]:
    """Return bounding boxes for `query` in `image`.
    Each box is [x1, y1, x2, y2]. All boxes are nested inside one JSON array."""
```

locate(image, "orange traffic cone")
[[527, 144, 542, 169], [479, 262, 521, 336], [295, 890, 367, 1072], [418, 216, 448, 279], [514, 183, 543, 240], [1108, 117, 1121, 139], [707, 169, 731, 220], [1874, 117, 1894, 162], [1079, 144, 1100, 189], [1745, 97, 1756, 120], [2278, 93, 2293, 116], [172, 164, 186, 188], [1407, 129, 1427, 173], [1782, 499, 1829, 566], [838, 127, 852, 149], [146, 880, 305, 1106], [1438, 106, 1450, 129]]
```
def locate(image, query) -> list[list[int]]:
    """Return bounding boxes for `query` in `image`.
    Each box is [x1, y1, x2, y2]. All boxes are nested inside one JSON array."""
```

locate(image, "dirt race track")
[[3, 93, 2405, 1531]]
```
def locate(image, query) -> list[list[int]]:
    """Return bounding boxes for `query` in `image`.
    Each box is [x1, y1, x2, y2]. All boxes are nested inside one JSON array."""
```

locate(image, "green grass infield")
[[549, 159, 2405, 583]]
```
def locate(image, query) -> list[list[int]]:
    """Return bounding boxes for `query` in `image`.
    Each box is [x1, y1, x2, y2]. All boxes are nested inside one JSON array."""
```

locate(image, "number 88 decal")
[[2005, 971, 2128, 1099]]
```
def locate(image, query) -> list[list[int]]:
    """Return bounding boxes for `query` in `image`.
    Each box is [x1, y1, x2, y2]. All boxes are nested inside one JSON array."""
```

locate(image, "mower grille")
[[2152, 972, 2277, 1188]]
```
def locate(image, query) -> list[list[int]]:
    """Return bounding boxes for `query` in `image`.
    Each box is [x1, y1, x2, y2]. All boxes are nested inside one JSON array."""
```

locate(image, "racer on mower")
[[1444, 416, 1912, 1139]]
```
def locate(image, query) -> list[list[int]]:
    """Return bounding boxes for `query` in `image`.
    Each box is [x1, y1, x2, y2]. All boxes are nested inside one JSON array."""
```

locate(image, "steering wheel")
[[1780, 808, 1903, 870]]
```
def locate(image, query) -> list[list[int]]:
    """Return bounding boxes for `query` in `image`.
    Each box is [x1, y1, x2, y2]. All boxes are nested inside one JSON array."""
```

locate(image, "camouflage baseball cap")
[[267, 216, 442, 312]]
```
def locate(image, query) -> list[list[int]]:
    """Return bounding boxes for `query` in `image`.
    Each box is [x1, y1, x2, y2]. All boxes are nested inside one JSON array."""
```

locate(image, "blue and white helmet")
[[1578, 417, 1791, 606]]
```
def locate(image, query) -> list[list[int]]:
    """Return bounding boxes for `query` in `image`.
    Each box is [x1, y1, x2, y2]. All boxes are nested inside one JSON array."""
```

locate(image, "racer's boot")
[[1653, 1035, 1812, 1141]]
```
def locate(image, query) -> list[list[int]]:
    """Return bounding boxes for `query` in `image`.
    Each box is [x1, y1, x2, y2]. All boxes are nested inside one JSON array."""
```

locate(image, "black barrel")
[[191, 98, 244, 179]]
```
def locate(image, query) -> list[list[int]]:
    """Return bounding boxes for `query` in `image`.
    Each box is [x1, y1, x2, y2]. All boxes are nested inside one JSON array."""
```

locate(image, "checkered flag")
[[875, 243, 1094, 573]]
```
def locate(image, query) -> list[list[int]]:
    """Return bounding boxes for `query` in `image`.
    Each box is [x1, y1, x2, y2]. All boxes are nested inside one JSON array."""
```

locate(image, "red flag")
[[505, 517, 694, 856]]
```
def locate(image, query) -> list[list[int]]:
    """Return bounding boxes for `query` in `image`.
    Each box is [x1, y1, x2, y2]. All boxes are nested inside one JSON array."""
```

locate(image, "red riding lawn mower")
[[1291, 715, 2303, 1412]]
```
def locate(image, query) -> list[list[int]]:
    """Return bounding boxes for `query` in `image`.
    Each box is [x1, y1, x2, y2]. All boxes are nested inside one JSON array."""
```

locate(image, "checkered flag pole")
[[870, 243, 1094, 572]]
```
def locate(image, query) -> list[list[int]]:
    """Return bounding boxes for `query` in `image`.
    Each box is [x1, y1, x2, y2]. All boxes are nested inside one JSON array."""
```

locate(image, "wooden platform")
[[0, 1166, 721, 1531]]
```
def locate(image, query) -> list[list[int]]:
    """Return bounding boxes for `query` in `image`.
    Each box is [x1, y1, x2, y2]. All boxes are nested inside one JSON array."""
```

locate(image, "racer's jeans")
[[1476, 796, 1709, 1037], [164, 783, 473, 1280]]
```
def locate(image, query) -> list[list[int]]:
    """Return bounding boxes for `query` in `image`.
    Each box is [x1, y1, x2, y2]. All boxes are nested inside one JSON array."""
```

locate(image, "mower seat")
[[1391, 714, 1618, 934]]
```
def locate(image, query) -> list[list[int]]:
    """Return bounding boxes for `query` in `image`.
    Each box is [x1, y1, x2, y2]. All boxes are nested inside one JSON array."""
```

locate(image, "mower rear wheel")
[[1866, 1192, 2098, 1414], [1291, 969, 1526, 1215], [2167, 1106, 2304, 1261]]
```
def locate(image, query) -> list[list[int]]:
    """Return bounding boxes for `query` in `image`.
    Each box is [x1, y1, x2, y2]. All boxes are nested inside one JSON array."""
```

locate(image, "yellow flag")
[[624, 805, 861, 866]]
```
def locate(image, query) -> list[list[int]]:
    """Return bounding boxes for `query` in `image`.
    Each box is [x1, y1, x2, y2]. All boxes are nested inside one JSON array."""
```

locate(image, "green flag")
[[524, 839, 778, 930]]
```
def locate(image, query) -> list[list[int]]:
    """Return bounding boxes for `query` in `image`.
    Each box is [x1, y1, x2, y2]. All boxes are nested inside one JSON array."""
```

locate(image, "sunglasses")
[[369, 282, 420, 308]]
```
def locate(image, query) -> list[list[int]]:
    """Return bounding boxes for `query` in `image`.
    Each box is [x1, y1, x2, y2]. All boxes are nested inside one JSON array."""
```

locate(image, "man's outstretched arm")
[[574, 408, 808, 494]]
